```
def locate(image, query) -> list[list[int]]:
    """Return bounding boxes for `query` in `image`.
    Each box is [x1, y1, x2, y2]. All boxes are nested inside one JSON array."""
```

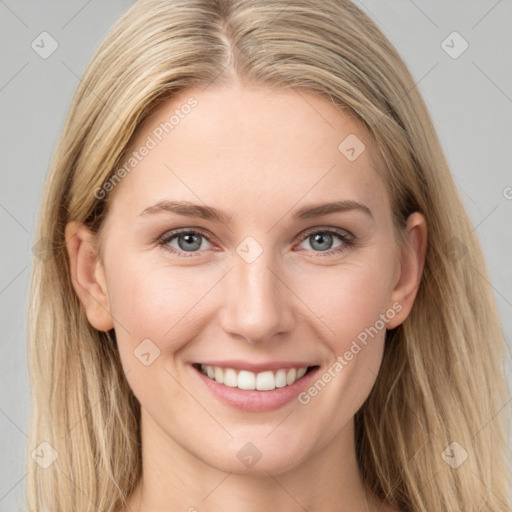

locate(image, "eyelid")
[[297, 225, 354, 242], [294, 226, 355, 257], [156, 225, 356, 257], [156, 227, 212, 245], [156, 227, 215, 258]]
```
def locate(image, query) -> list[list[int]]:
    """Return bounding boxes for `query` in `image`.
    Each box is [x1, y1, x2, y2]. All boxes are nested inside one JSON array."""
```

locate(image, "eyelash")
[[156, 227, 355, 258]]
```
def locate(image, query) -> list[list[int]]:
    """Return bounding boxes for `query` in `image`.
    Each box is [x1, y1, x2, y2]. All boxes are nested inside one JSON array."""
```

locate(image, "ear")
[[65, 221, 114, 332], [386, 212, 427, 329]]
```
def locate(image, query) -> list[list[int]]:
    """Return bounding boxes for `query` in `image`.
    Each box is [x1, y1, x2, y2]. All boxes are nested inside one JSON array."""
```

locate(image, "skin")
[[66, 82, 426, 512]]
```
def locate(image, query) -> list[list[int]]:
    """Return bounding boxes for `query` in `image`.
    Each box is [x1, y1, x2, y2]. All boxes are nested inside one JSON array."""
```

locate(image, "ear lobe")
[[386, 212, 427, 329], [65, 221, 114, 332]]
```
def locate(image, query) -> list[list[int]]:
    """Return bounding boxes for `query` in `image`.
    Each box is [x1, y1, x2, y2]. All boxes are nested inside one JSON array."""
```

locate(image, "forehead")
[[108, 84, 386, 217]]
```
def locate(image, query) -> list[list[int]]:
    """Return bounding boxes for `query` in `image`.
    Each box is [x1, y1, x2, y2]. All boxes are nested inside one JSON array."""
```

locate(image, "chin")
[[198, 435, 311, 476]]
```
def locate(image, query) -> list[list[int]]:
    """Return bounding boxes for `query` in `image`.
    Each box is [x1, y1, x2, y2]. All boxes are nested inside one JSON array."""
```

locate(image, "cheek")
[[104, 254, 222, 358], [293, 259, 394, 349], [290, 261, 395, 439], [99, 241, 396, 469], [104, 256, 217, 410], [106, 243, 396, 365]]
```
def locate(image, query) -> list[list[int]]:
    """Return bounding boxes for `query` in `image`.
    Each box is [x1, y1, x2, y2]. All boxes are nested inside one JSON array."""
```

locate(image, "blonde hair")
[[27, 0, 511, 510]]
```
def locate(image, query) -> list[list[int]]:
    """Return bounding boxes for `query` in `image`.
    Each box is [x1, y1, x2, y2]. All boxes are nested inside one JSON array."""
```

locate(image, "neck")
[[122, 408, 384, 512]]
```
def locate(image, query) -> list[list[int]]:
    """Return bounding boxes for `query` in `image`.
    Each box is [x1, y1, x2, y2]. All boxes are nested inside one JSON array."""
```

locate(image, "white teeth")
[[238, 370, 256, 390], [275, 369, 287, 388], [224, 368, 238, 387], [199, 364, 310, 391], [256, 371, 275, 391], [296, 367, 307, 379], [214, 366, 224, 384], [286, 368, 297, 385]]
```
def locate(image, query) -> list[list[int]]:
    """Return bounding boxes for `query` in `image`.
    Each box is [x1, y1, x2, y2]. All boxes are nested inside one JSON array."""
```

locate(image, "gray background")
[[1, 1, 511, 510]]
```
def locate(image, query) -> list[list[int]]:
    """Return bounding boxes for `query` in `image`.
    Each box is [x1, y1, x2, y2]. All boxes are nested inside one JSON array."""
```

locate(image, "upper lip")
[[194, 360, 318, 372]]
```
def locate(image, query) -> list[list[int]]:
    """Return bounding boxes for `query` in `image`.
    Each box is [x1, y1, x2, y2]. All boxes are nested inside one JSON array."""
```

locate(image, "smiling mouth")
[[193, 363, 319, 391]]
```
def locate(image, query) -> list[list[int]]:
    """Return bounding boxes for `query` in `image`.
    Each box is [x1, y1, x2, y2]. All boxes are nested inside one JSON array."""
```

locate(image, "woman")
[[27, 0, 511, 511]]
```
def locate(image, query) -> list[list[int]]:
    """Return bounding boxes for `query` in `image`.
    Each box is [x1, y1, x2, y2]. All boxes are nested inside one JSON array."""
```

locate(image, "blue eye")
[[158, 229, 212, 257], [157, 227, 354, 257], [297, 229, 353, 256]]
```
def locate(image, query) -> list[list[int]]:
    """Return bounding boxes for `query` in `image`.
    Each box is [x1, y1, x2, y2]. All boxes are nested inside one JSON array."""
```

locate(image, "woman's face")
[[68, 84, 425, 475]]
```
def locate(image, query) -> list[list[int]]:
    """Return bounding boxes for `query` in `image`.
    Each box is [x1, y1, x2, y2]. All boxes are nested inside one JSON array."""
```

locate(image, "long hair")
[[26, 1, 511, 510]]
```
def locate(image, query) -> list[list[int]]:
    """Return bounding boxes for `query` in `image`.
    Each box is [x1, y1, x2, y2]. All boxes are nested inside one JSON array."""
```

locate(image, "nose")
[[218, 244, 296, 345]]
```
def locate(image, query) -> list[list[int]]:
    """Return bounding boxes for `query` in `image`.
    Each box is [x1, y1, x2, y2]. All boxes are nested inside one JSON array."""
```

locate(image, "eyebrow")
[[139, 199, 373, 223]]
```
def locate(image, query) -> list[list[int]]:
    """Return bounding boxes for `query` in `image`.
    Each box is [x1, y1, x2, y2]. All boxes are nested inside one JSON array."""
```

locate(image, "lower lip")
[[192, 365, 320, 412]]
